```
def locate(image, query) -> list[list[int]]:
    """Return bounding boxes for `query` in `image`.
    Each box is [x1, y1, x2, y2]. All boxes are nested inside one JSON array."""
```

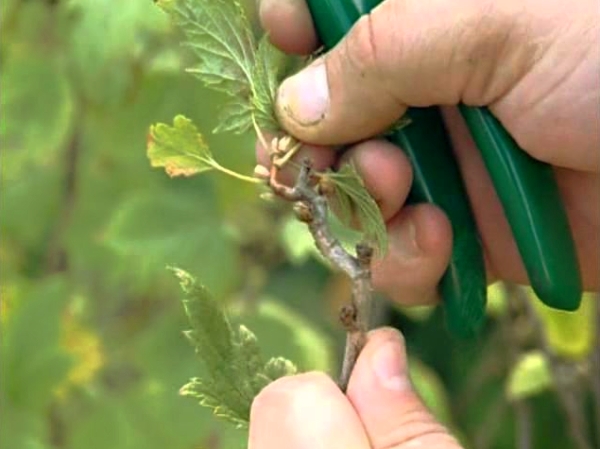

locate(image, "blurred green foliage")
[[1, 1, 598, 449]]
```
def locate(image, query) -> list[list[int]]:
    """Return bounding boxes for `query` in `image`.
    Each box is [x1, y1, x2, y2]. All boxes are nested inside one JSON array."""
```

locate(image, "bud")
[[270, 137, 281, 155], [293, 202, 313, 223], [277, 135, 293, 154], [356, 243, 374, 266], [317, 176, 336, 196], [253, 164, 270, 179], [260, 192, 276, 202]]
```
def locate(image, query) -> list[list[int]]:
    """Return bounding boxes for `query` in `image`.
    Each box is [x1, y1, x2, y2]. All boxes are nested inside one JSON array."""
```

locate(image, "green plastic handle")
[[460, 106, 582, 310], [305, 0, 488, 337]]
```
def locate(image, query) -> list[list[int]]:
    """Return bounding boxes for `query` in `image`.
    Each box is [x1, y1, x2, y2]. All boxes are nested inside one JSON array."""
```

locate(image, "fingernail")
[[371, 340, 410, 391], [391, 216, 420, 258], [278, 59, 329, 126]]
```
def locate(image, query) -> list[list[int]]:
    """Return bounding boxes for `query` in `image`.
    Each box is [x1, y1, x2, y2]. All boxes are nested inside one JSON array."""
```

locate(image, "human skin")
[[249, 328, 463, 449], [255, 0, 600, 306], [251, 0, 599, 447]]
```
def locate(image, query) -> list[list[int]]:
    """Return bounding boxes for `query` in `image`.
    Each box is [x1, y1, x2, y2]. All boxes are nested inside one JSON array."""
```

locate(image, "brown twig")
[[268, 158, 374, 391], [44, 126, 81, 274]]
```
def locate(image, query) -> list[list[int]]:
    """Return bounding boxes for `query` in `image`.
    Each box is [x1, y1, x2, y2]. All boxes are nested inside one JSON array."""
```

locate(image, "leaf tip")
[[168, 266, 195, 292]]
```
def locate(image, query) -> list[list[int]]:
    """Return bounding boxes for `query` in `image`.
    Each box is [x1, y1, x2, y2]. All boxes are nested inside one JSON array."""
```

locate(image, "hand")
[[249, 328, 462, 449], [256, 0, 600, 306]]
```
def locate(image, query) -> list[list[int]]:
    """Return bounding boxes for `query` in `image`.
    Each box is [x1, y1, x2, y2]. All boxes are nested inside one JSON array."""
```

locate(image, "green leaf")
[[529, 291, 596, 360], [175, 268, 235, 362], [0, 405, 48, 449], [148, 114, 261, 183], [103, 189, 238, 298], [279, 217, 319, 265], [506, 350, 553, 401], [158, 0, 298, 134], [263, 357, 298, 379], [485, 282, 508, 318], [251, 36, 295, 131], [213, 99, 253, 134], [231, 298, 334, 372], [67, 0, 168, 106], [324, 163, 388, 254], [175, 269, 297, 428], [1, 166, 63, 252], [159, 0, 255, 95], [0, 54, 74, 181], [148, 115, 214, 177], [408, 358, 453, 426], [1, 276, 73, 413], [72, 304, 247, 449], [396, 305, 435, 322], [180, 377, 250, 429]]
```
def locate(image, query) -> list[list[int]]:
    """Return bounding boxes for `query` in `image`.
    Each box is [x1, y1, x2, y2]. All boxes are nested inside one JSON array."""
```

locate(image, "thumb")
[[276, 0, 531, 145], [347, 327, 462, 449]]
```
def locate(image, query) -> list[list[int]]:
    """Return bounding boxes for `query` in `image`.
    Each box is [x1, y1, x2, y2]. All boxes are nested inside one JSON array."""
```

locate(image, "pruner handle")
[[305, 0, 583, 337]]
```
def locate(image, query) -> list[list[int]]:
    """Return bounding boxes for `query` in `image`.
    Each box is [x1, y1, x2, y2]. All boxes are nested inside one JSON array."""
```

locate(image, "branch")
[[501, 283, 534, 449], [511, 285, 593, 449], [44, 126, 81, 274], [268, 158, 374, 391]]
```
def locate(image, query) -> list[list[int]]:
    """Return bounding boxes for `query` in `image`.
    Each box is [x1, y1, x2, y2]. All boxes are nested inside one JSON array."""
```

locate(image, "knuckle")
[[343, 13, 384, 82]]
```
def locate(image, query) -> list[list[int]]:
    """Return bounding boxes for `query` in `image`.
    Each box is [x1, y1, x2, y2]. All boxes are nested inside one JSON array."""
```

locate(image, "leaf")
[[213, 99, 253, 134], [485, 282, 508, 318], [71, 305, 247, 449], [159, 0, 255, 95], [180, 378, 249, 429], [231, 298, 334, 372], [324, 163, 388, 254], [175, 268, 235, 363], [506, 350, 553, 401], [381, 114, 412, 137], [1, 276, 73, 413], [0, 404, 48, 449], [158, 0, 299, 134], [147, 115, 214, 177], [103, 189, 238, 298], [251, 36, 294, 131], [396, 304, 435, 322], [67, 0, 168, 106], [0, 53, 74, 181], [174, 269, 297, 428], [408, 357, 453, 426], [279, 217, 319, 265], [263, 357, 298, 379], [148, 115, 261, 183], [1, 166, 63, 252], [529, 291, 596, 360]]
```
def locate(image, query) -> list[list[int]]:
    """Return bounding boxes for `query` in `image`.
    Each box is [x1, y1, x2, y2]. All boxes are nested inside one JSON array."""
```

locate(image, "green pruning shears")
[[305, 0, 583, 337]]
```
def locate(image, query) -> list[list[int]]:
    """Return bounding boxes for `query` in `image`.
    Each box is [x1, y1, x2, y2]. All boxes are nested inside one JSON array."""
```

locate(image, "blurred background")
[[1, 1, 598, 448]]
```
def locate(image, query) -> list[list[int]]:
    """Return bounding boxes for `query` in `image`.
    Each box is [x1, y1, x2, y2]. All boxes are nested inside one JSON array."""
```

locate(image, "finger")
[[259, 0, 318, 55], [249, 372, 370, 449], [347, 328, 462, 449], [372, 204, 453, 306], [275, 0, 535, 145], [340, 139, 413, 221]]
